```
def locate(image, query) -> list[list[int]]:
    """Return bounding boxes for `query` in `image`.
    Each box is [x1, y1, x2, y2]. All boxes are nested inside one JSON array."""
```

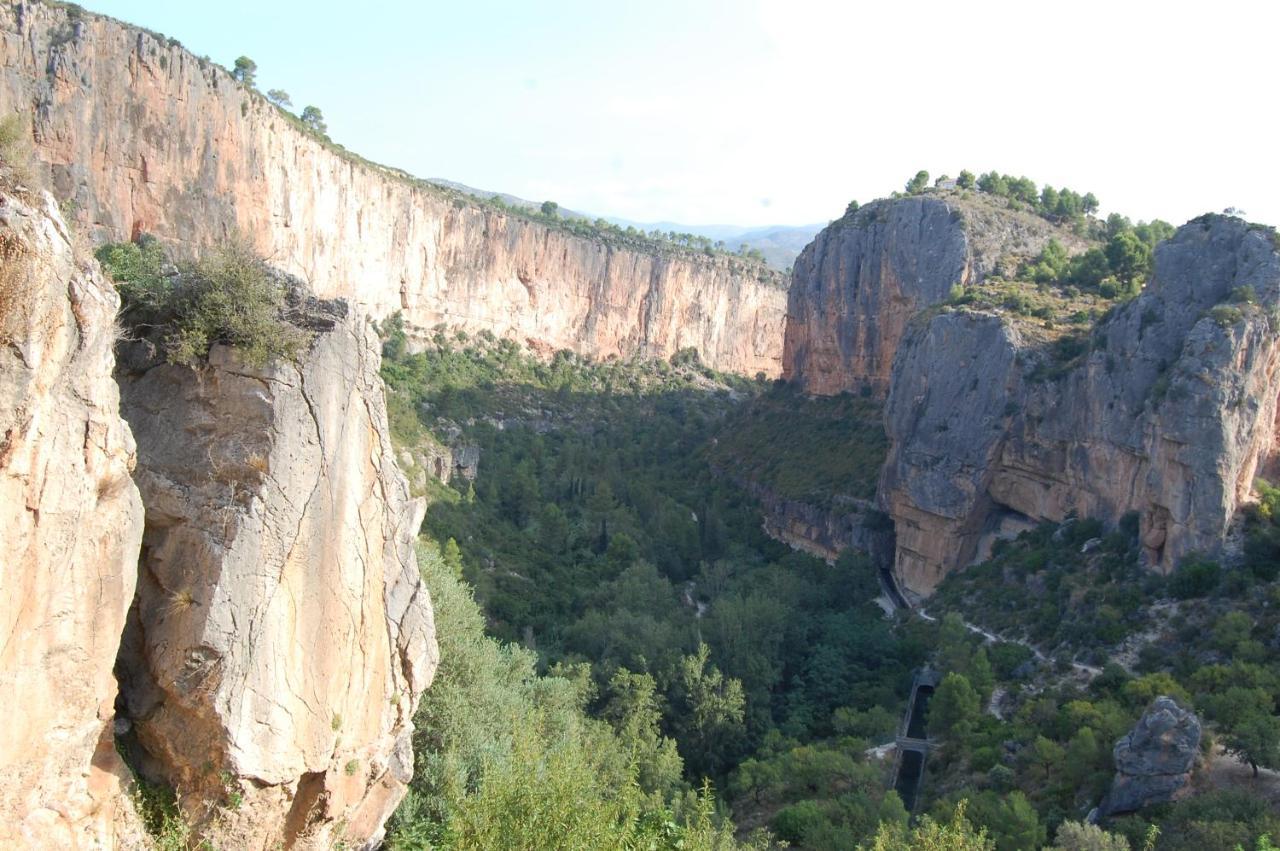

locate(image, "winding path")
[[916, 607, 1102, 677]]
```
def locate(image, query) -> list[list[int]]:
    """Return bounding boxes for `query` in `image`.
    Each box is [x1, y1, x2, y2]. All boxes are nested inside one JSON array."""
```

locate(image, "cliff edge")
[[0, 2, 785, 376], [881, 215, 1280, 595], [0, 188, 146, 848], [115, 299, 438, 849], [783, 193, 1085, 395]]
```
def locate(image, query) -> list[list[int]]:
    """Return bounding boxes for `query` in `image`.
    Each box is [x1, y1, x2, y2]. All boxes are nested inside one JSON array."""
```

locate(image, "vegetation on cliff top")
[[897, 169, 1098, 228], [97, 238, 309, 368]]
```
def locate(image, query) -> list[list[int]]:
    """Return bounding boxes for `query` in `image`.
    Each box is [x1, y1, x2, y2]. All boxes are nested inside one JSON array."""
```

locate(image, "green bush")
[[0, 112, 33, 186], [97, 239, 308, 367], [131, 777, 191, 851], [1210, 304, 1245, 328], [1168, 557, 1221, 600]]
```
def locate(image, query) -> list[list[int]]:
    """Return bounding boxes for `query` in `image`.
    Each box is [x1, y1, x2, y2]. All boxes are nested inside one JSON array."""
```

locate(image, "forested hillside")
[[378, 317, 1280, 850], [377, 326, 934, 847]]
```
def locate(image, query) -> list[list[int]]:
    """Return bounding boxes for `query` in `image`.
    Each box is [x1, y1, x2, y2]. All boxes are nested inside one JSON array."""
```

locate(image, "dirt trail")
[[917, 607, 1102, 677]]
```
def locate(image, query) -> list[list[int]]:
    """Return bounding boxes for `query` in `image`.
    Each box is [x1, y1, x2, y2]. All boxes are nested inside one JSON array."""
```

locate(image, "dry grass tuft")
[[161, 587, 198, 619]]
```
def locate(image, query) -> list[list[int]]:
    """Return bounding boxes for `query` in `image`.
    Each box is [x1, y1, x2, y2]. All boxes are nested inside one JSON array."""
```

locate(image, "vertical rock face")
[[115, 303, 438, 849], [878, 312, 1026, 594], [1100, 697, 1201, 816], [881, 216, 1280, 595], [783, 195, 1077, 395], [0, 190, 145, 848], [0, 2, 786, 376]]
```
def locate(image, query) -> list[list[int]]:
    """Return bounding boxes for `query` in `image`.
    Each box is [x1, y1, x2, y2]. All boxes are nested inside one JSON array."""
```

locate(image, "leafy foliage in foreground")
[[388, 541, 765, 850]]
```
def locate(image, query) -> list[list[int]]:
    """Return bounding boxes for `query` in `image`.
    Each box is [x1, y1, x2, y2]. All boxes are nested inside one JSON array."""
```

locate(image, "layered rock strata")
[[0, 189, 145, 848], [783, 194, 1079, 395], [0, 2, 785, 375], [115, 301, 438, 849], [881, 216, 1280, 594]]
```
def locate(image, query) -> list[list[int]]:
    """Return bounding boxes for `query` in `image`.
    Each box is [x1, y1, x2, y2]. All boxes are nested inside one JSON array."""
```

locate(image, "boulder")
[[1100, 697, 1201, 816]]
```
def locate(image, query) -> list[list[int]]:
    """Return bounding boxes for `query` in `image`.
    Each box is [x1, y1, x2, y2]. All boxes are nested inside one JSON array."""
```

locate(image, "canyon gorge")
[[0, 1, 1278, 847]]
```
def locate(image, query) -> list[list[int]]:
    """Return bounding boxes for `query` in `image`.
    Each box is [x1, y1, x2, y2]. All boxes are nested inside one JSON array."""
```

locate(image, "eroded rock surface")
[[0, 2, 785, 376], [881, 215, 1280, 594], [1100, 697, 1200, 816], [115, 301, 438, 849], [783, 194, 1079, 395], [0, 190, 145, 848]]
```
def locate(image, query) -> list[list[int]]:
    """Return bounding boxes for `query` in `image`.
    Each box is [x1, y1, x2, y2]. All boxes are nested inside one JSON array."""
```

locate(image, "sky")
[[83, 0, 1280, 228]]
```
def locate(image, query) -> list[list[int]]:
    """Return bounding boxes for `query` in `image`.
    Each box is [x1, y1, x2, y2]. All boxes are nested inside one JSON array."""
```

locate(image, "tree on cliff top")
[[231, 56, 257, 87], [300, 106, 327, 135], [540, 200, 559, 217], [905, 170, 930, 195], [266, 89, 292, 108]]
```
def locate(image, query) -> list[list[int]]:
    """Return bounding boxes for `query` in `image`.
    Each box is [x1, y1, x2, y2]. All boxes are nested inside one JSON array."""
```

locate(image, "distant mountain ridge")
[[428, 178, 822, 269]]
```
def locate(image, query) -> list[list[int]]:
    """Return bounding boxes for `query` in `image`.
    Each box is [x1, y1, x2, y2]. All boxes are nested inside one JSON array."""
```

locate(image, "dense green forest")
[[379, 325, 934, 847], [378, 324, 1280, 850]]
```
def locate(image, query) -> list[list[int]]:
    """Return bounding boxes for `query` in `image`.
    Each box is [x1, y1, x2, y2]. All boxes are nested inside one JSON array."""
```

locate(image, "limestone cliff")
[[783, 193, 1084, 395], [0, 2, 786, 376], [881, 216, 1280, 595], [115, 302, 438, 849], [0, 189, 145, 848]]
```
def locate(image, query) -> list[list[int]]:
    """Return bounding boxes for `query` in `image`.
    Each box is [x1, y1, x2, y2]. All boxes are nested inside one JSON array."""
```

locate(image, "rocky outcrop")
[[783, 194, 1081, 395], [881, 216, 1280, 594], [115, 301, 438, 849], [397, 426, 479, 493], [761, 495, 871, 563], [0, 2, 786, 376], [1100, 697, 1200, 816], [879, 312, 1026, 593], [0, 190, 145, 848]]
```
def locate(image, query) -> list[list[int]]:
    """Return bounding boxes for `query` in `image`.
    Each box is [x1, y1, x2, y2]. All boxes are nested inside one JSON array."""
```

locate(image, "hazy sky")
[[84, 0, 1280, 228]]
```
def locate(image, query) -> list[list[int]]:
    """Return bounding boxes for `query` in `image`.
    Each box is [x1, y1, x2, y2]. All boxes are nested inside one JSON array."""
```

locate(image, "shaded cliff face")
[[783, 194, 1083, 395], [0, 3, 786, 376], [115, 304, 438, 849], [881, 216, 1280, 595], [0, 190, 145, 848]]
